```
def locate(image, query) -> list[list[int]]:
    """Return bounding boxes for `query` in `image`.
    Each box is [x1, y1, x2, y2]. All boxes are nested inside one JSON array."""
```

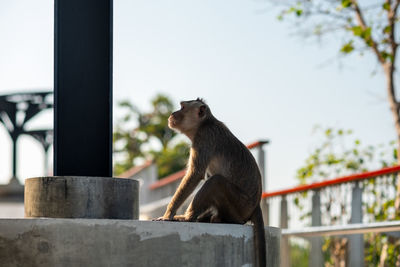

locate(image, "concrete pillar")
[[349, 183, 364, 267], [310, 190, 324, 267], [25, 176, 139, 219], [280, 195, 290, 267]]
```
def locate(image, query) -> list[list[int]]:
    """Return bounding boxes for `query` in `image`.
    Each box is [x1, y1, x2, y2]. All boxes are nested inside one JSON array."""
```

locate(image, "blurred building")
[[0, 91, 53, 218]]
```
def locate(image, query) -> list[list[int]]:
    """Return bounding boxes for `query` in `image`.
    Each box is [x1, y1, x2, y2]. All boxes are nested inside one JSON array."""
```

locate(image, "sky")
[[0, 0, 395, 192]]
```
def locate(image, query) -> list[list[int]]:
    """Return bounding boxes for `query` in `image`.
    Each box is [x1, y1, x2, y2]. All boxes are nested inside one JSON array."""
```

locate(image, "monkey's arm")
[[162, 148, 209, 220]]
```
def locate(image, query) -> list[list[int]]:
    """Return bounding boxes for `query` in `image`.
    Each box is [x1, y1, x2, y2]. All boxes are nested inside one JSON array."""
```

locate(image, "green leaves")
[[295, 9, 303, 16], [380, 51, 394, 62], [341, 0, 352, 8], [340, 41, 354, 53], [295, 126, 397, 209], [277, 3, 304, 21], [113, 94, 190, 177], [288, 6, 304, 17], [383, 2, 391, 11], [351, 26, 363, 36], [383, 25, 392, 34], [346, 26, 372, 50], [340, 26, 372, 54], [325, 128, 332, 137], [350, 26, 371, 40], [151, 142, 189, 179]]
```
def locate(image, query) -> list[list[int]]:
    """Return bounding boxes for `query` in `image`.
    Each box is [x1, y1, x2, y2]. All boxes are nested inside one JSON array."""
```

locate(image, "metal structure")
[[282, 220, 400, 237], [262, 166, 400, 267], [0, 91, 53, 180], [24, 129, 53, 175]]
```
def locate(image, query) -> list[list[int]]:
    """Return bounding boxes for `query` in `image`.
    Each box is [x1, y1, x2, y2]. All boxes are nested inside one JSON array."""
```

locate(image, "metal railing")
[[261, 166, 400, 267], [283, 220, 400, 237]]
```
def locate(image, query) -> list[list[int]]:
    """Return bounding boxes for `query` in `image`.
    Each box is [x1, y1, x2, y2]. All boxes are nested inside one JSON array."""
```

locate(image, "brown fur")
[[157, 98, 266, 266]]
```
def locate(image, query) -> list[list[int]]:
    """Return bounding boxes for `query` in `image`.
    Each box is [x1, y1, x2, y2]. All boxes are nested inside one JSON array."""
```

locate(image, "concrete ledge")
[[0, 219, 280, 267]]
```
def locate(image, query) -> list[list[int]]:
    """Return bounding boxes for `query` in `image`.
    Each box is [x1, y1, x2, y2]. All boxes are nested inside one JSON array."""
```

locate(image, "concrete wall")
[[0, 203, 24, 218], [128, 164, 193, 219], [134, 164, 158, 205], [0, 219, 280, 267]]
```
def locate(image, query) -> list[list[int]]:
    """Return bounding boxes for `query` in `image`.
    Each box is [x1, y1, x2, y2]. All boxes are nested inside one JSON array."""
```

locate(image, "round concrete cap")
[[24, 176, 139, 219]]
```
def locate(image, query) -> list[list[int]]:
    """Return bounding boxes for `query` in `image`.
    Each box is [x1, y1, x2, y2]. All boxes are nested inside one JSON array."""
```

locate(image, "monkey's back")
[[195, 118, 262, 205]]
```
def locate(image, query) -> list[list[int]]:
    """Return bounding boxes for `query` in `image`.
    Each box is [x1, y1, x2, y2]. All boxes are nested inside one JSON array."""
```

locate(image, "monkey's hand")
[[152, 216, 174, 221]]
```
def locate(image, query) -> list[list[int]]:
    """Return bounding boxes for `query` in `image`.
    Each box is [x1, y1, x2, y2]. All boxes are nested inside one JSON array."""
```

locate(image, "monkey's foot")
[[152, 217, 171, 221], [151, 215, 189, 222], [172, 215, 188, 222]]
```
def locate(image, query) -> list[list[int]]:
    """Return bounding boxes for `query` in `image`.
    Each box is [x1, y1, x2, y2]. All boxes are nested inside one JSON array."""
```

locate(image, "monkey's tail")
[[250, 204, 266, 267]]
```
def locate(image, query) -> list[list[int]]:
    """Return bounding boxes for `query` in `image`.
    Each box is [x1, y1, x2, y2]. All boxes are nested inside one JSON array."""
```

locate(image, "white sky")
[[0, 0, 395, 192]]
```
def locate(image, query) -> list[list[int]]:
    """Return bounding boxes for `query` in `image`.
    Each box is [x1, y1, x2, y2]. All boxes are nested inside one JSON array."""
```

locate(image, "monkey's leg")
[[173, 211, 216, 222], [184, 174, 250, 224]]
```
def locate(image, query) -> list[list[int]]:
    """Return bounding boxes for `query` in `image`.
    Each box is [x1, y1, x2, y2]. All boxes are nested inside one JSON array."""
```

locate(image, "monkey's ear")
[[198, 105, 206, 117]]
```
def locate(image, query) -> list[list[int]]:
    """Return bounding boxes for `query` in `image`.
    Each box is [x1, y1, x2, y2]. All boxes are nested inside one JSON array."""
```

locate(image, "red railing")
[[262, 165, 400, 199], [149, 169, 187, 190], [119, 160, 153, 178], [246, 140, 269, 150]]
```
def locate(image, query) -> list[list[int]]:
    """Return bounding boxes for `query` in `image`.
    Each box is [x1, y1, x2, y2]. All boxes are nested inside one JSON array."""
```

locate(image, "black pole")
[[54, 0, 113, 177]]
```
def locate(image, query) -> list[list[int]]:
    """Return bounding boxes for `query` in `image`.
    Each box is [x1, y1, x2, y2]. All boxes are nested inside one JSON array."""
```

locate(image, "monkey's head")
[[168, 98, 210, 137]]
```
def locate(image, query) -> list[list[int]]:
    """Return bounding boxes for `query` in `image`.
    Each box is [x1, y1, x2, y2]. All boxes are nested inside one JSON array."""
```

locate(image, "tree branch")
[[352, 0, 385, 64], [388, 0, 400, 54]]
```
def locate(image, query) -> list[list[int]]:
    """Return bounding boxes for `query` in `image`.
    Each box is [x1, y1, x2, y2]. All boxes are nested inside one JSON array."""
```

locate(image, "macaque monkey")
[[156, 98, 266, 266]]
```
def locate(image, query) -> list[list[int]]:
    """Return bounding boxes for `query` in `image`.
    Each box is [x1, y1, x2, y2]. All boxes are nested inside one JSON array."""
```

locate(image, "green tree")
[[113, 100, 145, 175], [274, 0, 400, 214], [290, 242, 309, 267], [150, 142, 189, 178], [294, 127, 398, 266], [137, 94, 176, 150], [113, 94, 189, 178]]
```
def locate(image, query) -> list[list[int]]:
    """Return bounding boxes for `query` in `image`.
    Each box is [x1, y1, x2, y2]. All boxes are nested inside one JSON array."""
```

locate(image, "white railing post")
[[255, 141, 269, 192], [256, 141, 269, 226], [349, 182, 364, 267], [310, 190, 323, 267], [280, 195, 290, 267], [257, 145, 266, 192], [261, 198, 269, 226]]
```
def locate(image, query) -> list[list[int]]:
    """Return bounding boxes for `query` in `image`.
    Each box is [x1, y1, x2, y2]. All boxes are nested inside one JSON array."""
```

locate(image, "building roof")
[[149, 169, 186, 190], [118, 160, 153, 178]]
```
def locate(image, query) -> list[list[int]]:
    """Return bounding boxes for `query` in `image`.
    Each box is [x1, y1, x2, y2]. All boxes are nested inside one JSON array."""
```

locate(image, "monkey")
[[156, 98, 266, 267]]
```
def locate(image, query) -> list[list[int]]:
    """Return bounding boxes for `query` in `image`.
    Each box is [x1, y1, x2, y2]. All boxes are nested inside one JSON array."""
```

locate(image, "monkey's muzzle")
[[168, 116, 177, 128]]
